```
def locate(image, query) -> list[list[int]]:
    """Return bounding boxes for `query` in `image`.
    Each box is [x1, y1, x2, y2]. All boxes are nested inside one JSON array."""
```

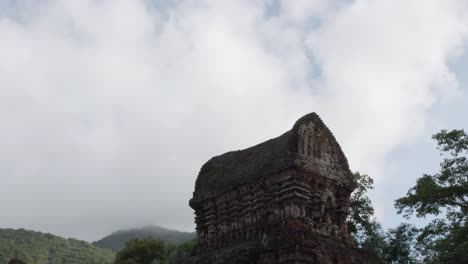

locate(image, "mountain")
[[93, 226, 196, 251], [0, 228, 116, 264]]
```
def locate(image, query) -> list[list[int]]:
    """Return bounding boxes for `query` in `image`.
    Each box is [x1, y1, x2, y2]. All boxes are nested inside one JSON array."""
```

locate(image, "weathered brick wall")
[[193, 168, 353, 253]]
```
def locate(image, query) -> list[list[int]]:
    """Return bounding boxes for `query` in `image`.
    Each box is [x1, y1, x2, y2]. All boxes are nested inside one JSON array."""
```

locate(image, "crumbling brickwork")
[[181, 113, 380, 264]]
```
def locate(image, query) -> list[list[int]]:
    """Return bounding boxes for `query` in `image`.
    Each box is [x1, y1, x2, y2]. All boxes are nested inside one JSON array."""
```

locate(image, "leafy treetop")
[[395, 129, 468, 263]]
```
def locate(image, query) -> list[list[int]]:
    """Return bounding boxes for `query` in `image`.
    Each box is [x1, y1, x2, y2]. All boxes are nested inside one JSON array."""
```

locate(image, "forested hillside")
[[93, 225, 195, 251], [0, 228, 115, 264]]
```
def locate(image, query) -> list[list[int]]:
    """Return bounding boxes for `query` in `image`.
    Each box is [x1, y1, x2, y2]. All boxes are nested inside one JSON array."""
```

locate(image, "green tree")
[[348, 173, 423, 263], [114, 239, 167, 264], [347, 172, 390, 261], [356, 221, 387, 260], [166, 240, 194, 263], [395, 129, 468, 263], [348, 172, 376, 240], [383, 223, 421, 264]]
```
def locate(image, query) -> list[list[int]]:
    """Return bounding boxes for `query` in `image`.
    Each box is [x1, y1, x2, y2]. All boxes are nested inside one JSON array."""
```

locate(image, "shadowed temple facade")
[[180, 113, 379, 264]]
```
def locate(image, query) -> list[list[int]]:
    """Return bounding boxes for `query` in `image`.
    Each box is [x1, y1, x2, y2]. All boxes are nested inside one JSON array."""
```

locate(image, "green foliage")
[[395, 129, 468, 263], [353, 222, 421, 264], [94, 226, 195, 251], [348, 173, 422, 263], [114, 238, 195, 264], [114, 239, 166, 264], [383, 223, 421, 264], [355, 220, 387, 259], [348, 172, 376, 237], [0, 228, 116, 264], [347, 171, 382, 255], [166, 240, 195, 263]]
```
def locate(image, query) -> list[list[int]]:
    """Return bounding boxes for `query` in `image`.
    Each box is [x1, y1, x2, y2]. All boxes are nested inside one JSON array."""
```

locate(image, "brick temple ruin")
[[180, 113, 379, 264]]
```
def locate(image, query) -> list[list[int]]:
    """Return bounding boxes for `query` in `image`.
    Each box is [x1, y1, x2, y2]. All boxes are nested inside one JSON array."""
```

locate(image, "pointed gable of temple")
[[191, 112, 354, 204]]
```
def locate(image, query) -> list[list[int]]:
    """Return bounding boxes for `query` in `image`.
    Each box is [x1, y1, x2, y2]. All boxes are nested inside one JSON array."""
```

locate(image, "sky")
[[1, 0, 468, 242]]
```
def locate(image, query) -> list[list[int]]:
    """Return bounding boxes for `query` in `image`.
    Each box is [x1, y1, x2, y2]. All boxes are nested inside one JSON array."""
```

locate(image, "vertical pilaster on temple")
[[180, 113, 380, 264]]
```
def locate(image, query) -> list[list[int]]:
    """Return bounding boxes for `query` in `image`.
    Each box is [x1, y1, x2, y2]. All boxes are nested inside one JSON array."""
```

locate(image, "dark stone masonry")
[[180, 113, 380, 264]]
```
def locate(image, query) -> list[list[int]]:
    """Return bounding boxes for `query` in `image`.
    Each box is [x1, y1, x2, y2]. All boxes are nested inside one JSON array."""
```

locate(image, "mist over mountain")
[[93, 225, 196, 251]]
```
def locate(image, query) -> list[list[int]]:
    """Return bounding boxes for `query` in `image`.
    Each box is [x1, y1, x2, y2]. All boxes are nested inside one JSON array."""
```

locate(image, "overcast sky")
[[1, 0, 468, 242]]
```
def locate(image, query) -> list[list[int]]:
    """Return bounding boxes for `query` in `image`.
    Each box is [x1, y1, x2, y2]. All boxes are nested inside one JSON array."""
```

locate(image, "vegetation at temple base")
[[395, 129, 468, 264], [0, 228, 116, 264], [114, 238, 194, 264]]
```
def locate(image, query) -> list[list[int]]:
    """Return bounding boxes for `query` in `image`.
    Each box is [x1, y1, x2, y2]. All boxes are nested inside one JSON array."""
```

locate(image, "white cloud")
[[0, 0, 467, 240], [305, 0, 468, 175]]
